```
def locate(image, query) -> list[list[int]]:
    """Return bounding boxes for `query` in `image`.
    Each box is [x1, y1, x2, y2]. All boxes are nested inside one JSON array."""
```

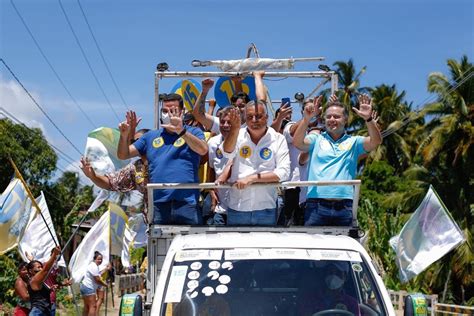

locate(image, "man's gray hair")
[[244, 100, 268, 114]]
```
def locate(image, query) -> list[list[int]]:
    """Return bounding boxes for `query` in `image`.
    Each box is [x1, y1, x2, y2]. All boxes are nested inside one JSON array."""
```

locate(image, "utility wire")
[[9, 0, 97, 129], [57, 0, 121, 122], [0, 106, 80, 167], [1, 58, 84, 156], [76, 0, 129, 111], [380, 66, 474, 138], [0, 106, 79, 170]]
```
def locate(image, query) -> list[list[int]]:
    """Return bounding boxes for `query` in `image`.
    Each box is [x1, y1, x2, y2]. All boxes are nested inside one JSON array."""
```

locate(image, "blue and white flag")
[[389, 186, 465, 282], [0, 178, 32, 254]]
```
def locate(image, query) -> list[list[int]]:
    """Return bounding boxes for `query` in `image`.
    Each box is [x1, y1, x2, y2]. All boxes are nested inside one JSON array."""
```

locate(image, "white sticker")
[[308, 250, 362, 262], [219, 275, 231, 284], [188, 271, 200, 280], [222, 262, 233, 270], [207, 271, 220, 280], [225, 249, 261, 260], [164, 266, 188, 303], [202, 286, 214, 296], [260, 249, 310, 260], [190, 262, 202, 270], [216, 284, 228, 294], [175, 250, 223, 262], [209, 261, 221, 270], [189, 291, 198, 299], [187, 280, 199, 290]]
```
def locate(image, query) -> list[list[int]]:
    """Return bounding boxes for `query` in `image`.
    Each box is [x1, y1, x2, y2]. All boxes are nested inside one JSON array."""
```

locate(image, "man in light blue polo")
[[293, 95, 382, 226]]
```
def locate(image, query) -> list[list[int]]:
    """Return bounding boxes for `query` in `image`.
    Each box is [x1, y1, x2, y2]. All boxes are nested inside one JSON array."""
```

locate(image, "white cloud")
[[0, 79, 47, 132]]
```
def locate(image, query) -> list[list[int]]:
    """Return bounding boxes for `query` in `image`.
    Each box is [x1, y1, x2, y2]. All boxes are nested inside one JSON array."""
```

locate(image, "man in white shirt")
[[222, 102, 290, 226], [207, 107, 233, 225]]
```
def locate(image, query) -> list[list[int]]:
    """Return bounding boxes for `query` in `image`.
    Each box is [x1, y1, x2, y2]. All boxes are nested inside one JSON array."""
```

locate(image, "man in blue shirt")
[[117, 94, 208, 225], [293, 94, 382, 226]]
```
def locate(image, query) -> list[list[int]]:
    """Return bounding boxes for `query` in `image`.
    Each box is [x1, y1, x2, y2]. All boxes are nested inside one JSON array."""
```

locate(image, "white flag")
[[87, 189, 109, 213], [389, 186, 465, 282], [69, 210, 110, 283], [18, 192, 65, 266]]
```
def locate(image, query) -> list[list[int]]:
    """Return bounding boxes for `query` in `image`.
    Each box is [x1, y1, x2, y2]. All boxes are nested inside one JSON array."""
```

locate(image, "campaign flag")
[[69, 203, 133, 283], [87, 189, 110, 213], [0, 178, 32, 254], [389, 186, 465, 282], [69, 210, 110, 283], [18, 192, 66, 266]]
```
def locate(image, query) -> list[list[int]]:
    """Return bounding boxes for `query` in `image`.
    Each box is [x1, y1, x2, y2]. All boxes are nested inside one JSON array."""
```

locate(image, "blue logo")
[[259, 148, 272, 160]]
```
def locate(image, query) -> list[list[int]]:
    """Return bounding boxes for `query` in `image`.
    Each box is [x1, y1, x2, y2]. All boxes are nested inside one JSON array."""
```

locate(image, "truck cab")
[[144, 226, 396, 316]]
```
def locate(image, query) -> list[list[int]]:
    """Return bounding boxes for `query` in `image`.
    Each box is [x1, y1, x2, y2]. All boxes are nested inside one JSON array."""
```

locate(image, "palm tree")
[[362, 84, 418, 173], [414, 55, 474, 303]]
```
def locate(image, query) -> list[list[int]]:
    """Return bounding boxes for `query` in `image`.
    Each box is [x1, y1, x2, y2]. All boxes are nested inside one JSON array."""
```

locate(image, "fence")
[[117, 273, 145, 296], [389, 290, 473, 316]]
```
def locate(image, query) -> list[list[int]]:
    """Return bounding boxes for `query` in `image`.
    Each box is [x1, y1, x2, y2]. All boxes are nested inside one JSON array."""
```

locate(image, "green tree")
[[0, 118, 57, 192]]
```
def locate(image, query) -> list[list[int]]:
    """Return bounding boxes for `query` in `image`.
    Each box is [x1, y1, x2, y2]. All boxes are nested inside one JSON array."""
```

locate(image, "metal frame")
[[147, 180, 361, 227], [153, 70, 338, 129]]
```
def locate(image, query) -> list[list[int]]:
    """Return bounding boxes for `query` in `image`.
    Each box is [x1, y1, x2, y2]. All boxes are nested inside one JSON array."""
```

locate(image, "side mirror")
[[403, 294, 428, 316]]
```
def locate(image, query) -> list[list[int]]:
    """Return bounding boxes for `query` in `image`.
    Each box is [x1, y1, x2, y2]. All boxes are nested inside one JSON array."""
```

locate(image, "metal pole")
[[155, 71, 335, 78], [9, 157, 59, 246], [154, 72, 160, 130]]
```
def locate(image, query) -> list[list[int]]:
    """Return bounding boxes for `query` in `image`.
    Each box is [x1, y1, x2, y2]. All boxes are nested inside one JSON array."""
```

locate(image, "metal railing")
[[147, 180, 361, 226]]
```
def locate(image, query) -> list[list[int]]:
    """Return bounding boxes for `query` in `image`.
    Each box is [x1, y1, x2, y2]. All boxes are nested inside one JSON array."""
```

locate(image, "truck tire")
[[119, 294, 143, 316]]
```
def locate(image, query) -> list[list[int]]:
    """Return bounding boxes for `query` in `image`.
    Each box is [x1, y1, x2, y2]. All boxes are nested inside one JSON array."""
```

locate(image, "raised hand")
[[126, 110, 142, 134], [253, 70, 265, 78], [162, 107, 184, 134], [328, 94, 339, 103], [303, 95, 322, 121], [80, 157, 96, 179], [118, 120, 131, 137], [202, 78, 214, 92], [228, 108, 241, 131], [353, 94, 373, 121]]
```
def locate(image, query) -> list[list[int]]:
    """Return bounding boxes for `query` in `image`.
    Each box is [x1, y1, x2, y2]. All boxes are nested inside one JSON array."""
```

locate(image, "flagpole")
[[9, 157, 58, 246]]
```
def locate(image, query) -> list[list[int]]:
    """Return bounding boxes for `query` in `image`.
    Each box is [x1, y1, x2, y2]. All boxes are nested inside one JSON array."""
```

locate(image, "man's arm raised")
[[293, 96, 322, 152], [117, 120, 140, 160], [192, 78, 217, 131], [223, 108, 241, 154], [353, 94, 382, 152]]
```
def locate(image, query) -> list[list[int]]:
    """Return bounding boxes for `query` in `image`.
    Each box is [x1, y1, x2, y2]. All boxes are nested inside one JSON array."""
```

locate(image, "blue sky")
[[1, 0, 472, 183]]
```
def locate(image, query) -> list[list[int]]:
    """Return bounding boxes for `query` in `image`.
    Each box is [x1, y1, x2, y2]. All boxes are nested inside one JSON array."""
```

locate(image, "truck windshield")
[[160, 248, 387, 316]]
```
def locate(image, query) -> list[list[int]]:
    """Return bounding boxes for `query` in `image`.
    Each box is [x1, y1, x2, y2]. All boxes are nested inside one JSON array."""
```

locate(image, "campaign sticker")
[[222, 262, 233, 270], [216, 285, 228, 294], [202, 286, 214, 297], [188, 271, 200, 280], [216, 148, 223, 159], [173, 137, 185, 147], [207, 271, 220, 280], [218, 275, 231, 285], [189, 291, 198, 299], [239, 145, 252, 158], [209, 261, 221, 270], [187, 280, 199, 290], [164, 266, 188, 303], [152, 137, 164, 148], [190, 262, 202, 270], [259, 147, 272, 160]]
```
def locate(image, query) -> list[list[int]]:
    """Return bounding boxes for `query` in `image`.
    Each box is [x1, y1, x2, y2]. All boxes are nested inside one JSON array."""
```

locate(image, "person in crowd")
[[298, 262, 360, 315], [293, 94, 382, 226], [206, 106, 234, 225], [14, 262, 30, 316], [81, 111, 151, 222], [26, 246, 60, 316], [192, 74, 265, 134], [276, 98, 322, 226], [117, 93, 208, 225], [222, 102, 290, 225], [80, 251, 110, 316]]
